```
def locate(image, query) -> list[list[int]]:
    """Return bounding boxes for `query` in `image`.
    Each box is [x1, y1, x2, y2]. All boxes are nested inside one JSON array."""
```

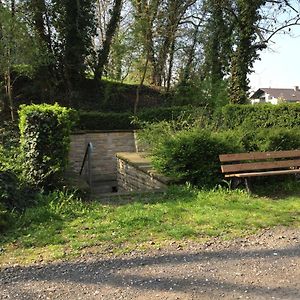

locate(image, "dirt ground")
[[0, 226, 299, 300]]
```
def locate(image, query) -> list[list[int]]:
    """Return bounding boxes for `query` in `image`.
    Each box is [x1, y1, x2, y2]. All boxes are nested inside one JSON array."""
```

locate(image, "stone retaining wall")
[[69, 131, 137, 179], [116, 152, 172, 192]]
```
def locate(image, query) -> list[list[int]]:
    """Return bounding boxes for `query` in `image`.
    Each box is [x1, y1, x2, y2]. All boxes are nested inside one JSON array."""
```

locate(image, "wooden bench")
[[219, 150, 300, 192]]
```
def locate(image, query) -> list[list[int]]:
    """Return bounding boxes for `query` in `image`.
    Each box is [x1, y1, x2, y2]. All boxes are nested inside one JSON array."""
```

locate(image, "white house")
[[250, 86, 300, 104]]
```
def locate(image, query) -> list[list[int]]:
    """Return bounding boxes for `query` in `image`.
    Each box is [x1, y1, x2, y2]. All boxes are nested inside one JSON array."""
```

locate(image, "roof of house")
[[251, 88, 300, 102]]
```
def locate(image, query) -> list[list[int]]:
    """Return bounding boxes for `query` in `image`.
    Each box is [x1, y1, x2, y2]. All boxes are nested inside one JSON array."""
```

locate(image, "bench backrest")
[[219, 150, 300, 175]]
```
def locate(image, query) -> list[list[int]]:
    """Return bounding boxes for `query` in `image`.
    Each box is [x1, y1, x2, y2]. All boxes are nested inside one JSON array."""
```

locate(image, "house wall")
[[251, 93, 278, 105], [69, 131, 137, 179], [265, 94, 279, 105]]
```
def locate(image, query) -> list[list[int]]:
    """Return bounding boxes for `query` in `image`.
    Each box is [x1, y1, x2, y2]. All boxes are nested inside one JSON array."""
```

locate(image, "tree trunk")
[[11, 0, 15, 16], [94, 0, 122, 81], [134, 57, 149, 115], [166, 37, 175, 92], [31, 0, 52, 52], [181, 22, 200, 85], [5, 69, 14, 121]]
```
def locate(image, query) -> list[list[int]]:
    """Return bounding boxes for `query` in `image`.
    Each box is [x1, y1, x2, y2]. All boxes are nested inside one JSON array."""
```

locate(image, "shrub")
[[173, 78, 229, 109], [257, 128, 300, 151], [0, 149, 37, 211], [219, 103, 300, 130], [0, 168, 21, 209], [77, 106, 206, 131], [144, 124, 300, 188], [0, 202, 10, 232], [0, 120, 19, 149], [78, 111, 134, 130], [19, 104, 77, 188], [151, 128, 244, 187], [137, 106, 206, 123], [238, 128, 300, 152]]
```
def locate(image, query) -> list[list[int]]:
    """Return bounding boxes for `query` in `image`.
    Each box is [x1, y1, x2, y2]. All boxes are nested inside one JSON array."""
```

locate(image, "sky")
[[249, 26, 300, 92]]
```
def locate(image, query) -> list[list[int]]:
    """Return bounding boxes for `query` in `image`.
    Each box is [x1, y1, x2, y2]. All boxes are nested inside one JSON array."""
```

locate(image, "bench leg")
[[230, 177, 242, 189], [230, 177, 252, 193], [244, 178, 251, 194]]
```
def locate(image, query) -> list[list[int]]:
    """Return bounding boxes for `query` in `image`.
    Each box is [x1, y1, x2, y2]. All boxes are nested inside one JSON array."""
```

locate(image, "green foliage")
[[137, 106, 206, 123], [0, 121, 36, 213], [77, 106, 205, 130], [219, 103, 300, 129], [228, 0, 263, 104], [139, 110, 300, 187], [0, 153, 36, 213], [0, 7, 47, 74], [150, 129, 244, 187], [19, 104, 77, 188], [0, 121, 20, 149], [202, 1, 232, 85], [0, 168, 21, 210], [235, 128, 300, 152], [78, 111, 134, 131], [53, 0, 96, 84], [2, 184, 300, 264], [173, 78, 229, 109], [256, 128, 300, 151], [0, 202, 10, 232]]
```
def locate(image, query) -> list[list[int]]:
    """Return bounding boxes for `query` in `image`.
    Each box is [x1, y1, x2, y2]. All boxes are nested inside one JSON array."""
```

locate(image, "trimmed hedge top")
[[219, 103, 300, 129], [77, 103, 300, 131], [76, 106, 206, 131]]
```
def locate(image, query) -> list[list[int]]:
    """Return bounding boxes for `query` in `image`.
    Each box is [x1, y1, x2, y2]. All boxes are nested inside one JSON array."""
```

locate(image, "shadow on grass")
[[248, 177, 300, 199], [1, 182, 299, 253], [0, 208, 66, 249], [93, 187, 197, 206], [95, 177, 300, 207], [1, 242, 299, 299]]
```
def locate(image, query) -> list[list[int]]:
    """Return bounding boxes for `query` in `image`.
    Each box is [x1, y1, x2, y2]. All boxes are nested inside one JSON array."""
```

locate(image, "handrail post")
[[79, 142, 93, 189], [87, 142, 93, 188]]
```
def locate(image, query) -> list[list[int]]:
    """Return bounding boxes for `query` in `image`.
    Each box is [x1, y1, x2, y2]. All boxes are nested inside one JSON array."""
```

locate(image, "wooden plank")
[[225, 169, 300, 178], [219, 150, 300, 162], [221, 159, 300, 173]]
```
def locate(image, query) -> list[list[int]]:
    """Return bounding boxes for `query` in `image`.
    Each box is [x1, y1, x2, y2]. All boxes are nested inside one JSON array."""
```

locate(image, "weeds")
[[1, 185, 299, 265]]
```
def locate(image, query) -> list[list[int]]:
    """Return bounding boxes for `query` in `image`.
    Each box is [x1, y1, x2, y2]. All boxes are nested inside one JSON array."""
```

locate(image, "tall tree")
[[228, 0, 264, 104], [200, 0, 233, 104], [131, 0, 197, 87], [29, 0, 52, 52], [94, 0, 123, 80], [52, 0, 96, 89], [0, 4, 46, 120], [203, 0, 232, 83], [131, 0, 160, 85]]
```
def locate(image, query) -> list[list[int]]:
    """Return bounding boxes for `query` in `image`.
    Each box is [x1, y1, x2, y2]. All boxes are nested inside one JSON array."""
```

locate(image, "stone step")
[[91, 180, 118, 195]]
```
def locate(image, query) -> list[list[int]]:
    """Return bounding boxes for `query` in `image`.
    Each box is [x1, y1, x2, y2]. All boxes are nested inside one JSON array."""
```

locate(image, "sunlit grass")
[[1, 184, 300, 266]]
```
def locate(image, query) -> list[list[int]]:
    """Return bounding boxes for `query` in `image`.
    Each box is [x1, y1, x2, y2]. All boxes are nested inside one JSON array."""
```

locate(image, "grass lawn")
[[1, 183, 300, 266]]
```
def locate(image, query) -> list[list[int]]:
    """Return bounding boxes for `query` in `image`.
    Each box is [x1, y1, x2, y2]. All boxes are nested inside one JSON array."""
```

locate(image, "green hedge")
[[78, 103, 300, 131], [0, 202, 9, 232], [19, 104, 77, 188], [237, 128, 300, 152], [151, 129, 244, 187], [78, 111, 134, 130], [77, 106, 205, 130], [219, 103, 300, 129], [148, 127, 300, 188]]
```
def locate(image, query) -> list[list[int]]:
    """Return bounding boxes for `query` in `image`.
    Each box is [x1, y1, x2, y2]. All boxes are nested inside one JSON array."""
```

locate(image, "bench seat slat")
[[219, 150, 300, 162], [221, 159, 300, 173], [225, 169, 300, 178]]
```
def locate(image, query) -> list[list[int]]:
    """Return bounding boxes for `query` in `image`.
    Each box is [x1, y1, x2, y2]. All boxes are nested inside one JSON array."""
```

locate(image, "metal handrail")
[[79, 142, 93, 187]]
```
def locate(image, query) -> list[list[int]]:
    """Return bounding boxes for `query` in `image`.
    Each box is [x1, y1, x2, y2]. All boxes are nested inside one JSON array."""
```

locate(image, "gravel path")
[[1, 227, 299, 300]]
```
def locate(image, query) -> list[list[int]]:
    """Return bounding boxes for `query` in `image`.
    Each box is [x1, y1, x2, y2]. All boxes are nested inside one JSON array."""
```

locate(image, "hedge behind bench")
[[219, 103, 300, 129]]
